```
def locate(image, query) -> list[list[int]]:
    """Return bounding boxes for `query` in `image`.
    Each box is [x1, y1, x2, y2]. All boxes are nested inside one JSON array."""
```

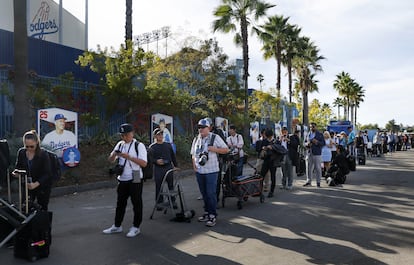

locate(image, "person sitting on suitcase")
[[149, 128, 178, 211], [326, 145, 350, 186], [13, 130, 52, 211]]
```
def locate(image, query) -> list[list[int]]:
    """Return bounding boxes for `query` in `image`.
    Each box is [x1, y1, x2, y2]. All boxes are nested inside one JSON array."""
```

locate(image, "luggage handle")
[[13, 169, 29, 214]]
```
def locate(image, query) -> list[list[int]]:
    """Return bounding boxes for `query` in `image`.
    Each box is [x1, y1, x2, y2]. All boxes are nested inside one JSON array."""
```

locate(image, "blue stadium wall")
[[0, 29, 99, 83]]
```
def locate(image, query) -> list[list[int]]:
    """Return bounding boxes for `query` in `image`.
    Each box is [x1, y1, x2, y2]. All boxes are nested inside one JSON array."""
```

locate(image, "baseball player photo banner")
[[38, 108, 79, 165], [151, 113, 173, 144]]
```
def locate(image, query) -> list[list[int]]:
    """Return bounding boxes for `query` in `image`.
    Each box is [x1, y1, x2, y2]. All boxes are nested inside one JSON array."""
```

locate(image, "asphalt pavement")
[[1, 150, 414, 265]]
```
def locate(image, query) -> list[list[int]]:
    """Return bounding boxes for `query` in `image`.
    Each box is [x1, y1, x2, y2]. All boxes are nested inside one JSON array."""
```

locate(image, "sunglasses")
[[26, 145, 36, 149]]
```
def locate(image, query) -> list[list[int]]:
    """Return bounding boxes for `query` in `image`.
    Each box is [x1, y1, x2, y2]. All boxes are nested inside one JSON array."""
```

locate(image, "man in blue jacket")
[[304, 123, 325, 187]]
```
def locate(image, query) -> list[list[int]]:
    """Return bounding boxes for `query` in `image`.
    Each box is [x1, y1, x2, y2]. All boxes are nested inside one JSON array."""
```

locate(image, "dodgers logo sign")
[[29, 1, 59, 40]]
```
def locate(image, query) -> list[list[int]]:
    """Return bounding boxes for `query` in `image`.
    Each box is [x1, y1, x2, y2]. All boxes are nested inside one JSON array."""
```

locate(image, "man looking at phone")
[[103, 124, 147, 238]]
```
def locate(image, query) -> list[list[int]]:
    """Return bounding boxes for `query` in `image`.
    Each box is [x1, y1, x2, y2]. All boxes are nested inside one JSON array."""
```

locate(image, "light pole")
[[134, 26, 170, 57]]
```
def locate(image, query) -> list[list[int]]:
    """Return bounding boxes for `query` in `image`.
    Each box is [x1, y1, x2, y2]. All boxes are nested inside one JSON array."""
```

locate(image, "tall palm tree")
[[333, 71, 353, 121], [13, 0, 31, 135], [292, 37, 324, 127], [332, 97, 344, 120], [349, 82, 365, 124], [281, 24, 301, 104], [256, 15, 289, 98], [125, 0, 133, 48], [256, 73, 264, 90], [212, 0, 275, 139]]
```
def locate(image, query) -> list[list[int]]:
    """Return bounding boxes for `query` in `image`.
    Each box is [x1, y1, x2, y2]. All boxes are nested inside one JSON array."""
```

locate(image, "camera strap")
[[119, 141, 133, 168]]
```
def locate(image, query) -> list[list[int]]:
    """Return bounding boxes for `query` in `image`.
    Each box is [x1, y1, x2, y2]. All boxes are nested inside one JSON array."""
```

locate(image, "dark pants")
[[261, 159, 277, 192], [29, 187, 51, 211], [115, 181, 143, 228]]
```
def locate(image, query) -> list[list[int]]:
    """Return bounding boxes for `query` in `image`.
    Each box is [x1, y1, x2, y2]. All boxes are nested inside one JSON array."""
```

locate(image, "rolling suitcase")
[[13, 210, 52, 261], [0, 169, 52, 261]]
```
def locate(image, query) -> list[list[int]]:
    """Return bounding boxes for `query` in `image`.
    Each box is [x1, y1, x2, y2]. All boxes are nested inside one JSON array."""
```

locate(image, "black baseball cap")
[[119, 123, 133, 134]]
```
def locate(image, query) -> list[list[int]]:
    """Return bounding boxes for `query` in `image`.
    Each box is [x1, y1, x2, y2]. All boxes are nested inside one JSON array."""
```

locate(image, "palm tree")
[[282, 24, 301, 104], [292, 37, 324, 127], [125, 0, 133, 48], [256, 74, 264, 90], [212, 0, 275, 139], [332, 97, 344, 120], [333, 71, 354, 121], [256, 15, 290, 98], [349, 82, 365, 124], [13, 0, 31, 135]]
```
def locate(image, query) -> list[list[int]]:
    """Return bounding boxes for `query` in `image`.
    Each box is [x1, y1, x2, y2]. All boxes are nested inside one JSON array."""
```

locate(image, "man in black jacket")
[[280, 127, 300, 190], [326, 145, 350, 186]]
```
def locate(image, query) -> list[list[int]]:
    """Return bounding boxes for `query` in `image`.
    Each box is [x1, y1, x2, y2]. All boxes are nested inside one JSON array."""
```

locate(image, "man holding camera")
[[191, 118, 229, 227], [103, 123, 147, 238], [226, 124, 245, 176]]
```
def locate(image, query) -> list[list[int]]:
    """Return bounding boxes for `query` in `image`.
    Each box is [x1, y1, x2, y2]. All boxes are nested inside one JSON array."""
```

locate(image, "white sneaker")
[[126, 226, 140, 238], [103, 225, 122, 234]]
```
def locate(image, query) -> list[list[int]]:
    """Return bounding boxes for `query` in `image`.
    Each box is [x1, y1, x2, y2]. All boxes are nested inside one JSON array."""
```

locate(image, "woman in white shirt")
[[321, 131, 334, 178]]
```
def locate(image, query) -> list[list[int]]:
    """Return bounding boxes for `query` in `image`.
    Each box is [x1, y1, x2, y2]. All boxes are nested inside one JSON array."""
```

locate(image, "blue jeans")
[[236, 157, 244, 176], [196, 172, 218, 216]]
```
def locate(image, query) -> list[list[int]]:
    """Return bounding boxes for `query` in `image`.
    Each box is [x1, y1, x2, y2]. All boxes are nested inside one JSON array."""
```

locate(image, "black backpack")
[[42, 149, 62, 183], [347, 155, 356, 171], [134, 141, 153, 180]]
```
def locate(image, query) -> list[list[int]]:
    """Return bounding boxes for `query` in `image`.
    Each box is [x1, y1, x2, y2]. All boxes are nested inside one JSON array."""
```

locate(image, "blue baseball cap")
[[54, 114, 67, 121]]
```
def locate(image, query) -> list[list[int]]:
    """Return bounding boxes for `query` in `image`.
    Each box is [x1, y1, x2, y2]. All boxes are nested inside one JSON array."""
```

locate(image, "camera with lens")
[[109, 164, 124, 176], [198, 152, 209, 166]]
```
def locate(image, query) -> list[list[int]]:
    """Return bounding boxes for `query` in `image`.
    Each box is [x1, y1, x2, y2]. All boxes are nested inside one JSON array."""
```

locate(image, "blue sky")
[[61, 0, 414, 128]]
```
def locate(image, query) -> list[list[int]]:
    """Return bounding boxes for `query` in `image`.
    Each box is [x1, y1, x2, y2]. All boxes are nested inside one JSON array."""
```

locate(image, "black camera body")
[[198, 152, 209, 166], [109, 164, 124, 175]]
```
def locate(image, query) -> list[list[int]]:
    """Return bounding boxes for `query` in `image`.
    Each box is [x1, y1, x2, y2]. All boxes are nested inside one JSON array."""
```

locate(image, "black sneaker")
[[303, 182, 312, 187], [267, 192, 274, 198], [317, 183, 321, 188], [198, 213, 209, 222], [206, 215, 216, 227]]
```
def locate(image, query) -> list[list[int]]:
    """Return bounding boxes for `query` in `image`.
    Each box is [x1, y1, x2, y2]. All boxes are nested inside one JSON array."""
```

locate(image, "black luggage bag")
[[13, 210, 52, 261], [296, 154, 306, 176]]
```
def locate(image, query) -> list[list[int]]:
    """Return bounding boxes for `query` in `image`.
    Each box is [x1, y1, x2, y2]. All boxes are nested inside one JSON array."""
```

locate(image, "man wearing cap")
[[42, 113, 77, 157], [148, 128, 178, 210], [190, 118, 229, 227], [103, 123, 147, 237]]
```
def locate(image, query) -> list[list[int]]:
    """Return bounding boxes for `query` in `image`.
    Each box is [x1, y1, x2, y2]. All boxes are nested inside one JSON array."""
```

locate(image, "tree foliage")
[[308, 99, 333, 128]]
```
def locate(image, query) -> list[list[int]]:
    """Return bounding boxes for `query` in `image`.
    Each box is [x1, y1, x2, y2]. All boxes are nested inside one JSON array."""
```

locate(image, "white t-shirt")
[[112, 139, 147, 182]]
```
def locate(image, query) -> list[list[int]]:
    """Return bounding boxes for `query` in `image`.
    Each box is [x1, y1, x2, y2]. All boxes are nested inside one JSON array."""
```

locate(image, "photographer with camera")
[[191, 118, 229, 227], [103, 123, 147, 238], [226, 124, 245, 176]]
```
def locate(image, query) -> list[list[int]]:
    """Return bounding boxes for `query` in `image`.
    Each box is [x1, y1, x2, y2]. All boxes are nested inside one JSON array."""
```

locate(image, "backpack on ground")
[[347, 155, 356, 171], [42, 149, 62, 183]]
